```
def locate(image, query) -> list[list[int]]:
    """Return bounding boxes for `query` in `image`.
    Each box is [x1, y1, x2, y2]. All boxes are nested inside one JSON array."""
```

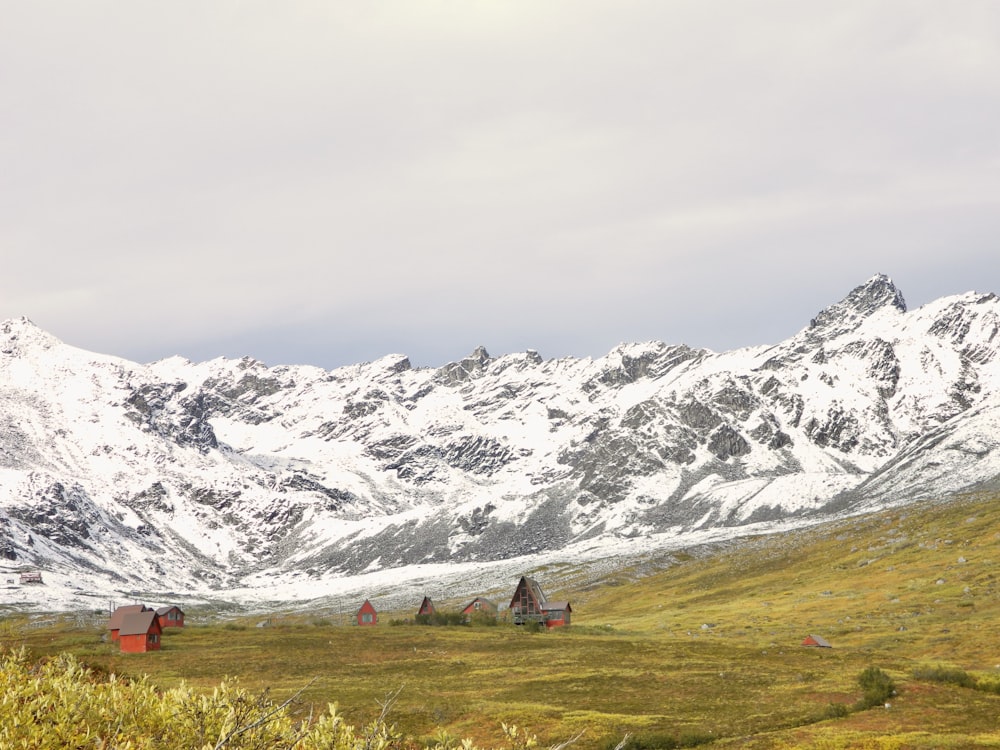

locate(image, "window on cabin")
[[362, 613, 373, 624]]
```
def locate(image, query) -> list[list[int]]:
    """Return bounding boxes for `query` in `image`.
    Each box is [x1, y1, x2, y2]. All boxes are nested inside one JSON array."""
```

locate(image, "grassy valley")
[[4, 492, 1000, 748]]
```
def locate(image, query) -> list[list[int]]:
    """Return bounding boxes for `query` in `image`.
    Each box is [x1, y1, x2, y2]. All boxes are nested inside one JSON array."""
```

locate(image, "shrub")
[[0, 648, 549, 750], [856, 666, 896, 710], [820, 702, 850, 720], [911, 665, 976, 688], [600, 730, 713, 750], [415, 612, 468, 627]]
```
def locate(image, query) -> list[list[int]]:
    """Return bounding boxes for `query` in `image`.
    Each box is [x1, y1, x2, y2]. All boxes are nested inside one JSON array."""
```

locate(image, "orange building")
[[118, 610, 162, 653]]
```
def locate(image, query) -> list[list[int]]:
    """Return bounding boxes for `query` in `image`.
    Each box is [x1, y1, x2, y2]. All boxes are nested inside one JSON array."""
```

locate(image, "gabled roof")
[[462, 596, 497, 612], [418, 596, 435, 612], [510, 576, 547, 609], [155, 605, 184, 616], [542, 601, 571, 612], [357, 599, 377, 614], [109, 604, 148, 630], [119, 610, 160, 637], [803, 634, 832, 647]]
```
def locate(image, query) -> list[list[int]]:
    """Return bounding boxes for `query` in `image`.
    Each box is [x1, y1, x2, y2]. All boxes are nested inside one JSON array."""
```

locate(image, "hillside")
[[7, 491, 1000, 749], [3, 274, 1000, 610]]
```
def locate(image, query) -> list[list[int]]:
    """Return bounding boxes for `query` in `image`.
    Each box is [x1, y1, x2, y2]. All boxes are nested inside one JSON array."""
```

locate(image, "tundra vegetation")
[[2, 492, 1000, 748]]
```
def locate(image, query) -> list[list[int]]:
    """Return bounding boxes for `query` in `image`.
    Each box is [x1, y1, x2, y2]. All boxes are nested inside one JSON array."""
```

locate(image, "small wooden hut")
[[461, 596, 498, 621], [118, 611, 162, 653], [356, 599, 378, 626], [109, 604, 150, 642], [155, 605, 185, 628], [417, 596, 436, 617]]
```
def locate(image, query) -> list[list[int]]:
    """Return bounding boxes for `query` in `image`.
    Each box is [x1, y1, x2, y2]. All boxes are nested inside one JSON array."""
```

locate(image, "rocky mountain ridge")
[[3, 274, 1000, 608]]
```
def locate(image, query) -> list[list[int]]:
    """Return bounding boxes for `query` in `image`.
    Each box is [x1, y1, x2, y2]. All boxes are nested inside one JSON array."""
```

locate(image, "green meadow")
[[4, 492, 1000, 749]]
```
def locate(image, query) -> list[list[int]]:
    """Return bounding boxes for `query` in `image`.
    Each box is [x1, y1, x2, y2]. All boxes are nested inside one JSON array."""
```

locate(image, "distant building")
[[541, 600, 572, 628], [109, 605, 151, 641], [118, 610, 162, 653], [19, 571, 43, 584], [417, 596, 436, 617], [155, 605, 185, 628], [802, 634, 832, 648], [356, 599, 378, 626], [461, 596, 498, 621], [508, 576, 572, 628]]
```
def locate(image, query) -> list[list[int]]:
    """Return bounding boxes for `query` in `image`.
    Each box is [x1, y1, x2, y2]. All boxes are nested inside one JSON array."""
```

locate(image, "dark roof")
[[542, 601, 571, 612], [155, 605, 184, 616], [119, 610, 159, 637], [109, 604, 148, 629]]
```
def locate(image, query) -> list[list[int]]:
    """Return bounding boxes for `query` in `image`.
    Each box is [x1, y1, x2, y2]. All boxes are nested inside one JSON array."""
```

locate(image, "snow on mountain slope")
[[3, 275, 1000, 611]]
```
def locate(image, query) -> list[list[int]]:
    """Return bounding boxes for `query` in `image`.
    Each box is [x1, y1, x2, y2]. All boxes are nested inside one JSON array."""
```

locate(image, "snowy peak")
[[808, 274, 907, 336], [0, 316, 62, 355]]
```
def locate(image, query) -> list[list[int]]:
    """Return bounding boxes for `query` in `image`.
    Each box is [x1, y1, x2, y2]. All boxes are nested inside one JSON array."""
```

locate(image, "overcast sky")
[[3, 2, 999, 370]]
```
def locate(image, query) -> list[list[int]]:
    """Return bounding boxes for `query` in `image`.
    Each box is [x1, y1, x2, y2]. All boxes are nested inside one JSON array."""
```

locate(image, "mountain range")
[[3, 274, 1000, 611]]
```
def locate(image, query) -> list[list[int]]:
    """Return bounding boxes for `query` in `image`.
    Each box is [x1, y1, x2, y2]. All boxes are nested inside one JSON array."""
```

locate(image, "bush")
[[856, 666, 896, 709], [820, 702, 850, 720], [911, 665, 976, 689], [415, 612, 468, 627], [600, 730, 714, 750], [0, 648, 546, 750]]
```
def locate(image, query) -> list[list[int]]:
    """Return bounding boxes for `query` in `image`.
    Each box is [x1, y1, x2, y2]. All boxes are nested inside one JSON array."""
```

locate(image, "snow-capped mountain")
[[3, 274, 1000, 609]]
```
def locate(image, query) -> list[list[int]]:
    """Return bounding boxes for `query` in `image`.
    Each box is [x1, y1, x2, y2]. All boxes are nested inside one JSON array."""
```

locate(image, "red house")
[[461, 596, 498, 621], [356, 599, 378, 626], [155, 605, 185, 628], [541, 601, 571, 628], [118, 610, 162, 653], [417, 596, 436, 617], [509, 576, 571, 628], [109, 604, 150, 641], [802, 634, 832, 648]]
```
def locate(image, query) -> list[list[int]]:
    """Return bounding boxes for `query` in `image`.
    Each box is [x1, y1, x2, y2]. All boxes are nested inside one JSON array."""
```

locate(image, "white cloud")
[[2, 1, 999, 367]]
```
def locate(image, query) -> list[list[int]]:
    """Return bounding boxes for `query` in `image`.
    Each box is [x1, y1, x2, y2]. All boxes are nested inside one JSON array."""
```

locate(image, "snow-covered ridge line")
[[2, 275, 1000, 611]]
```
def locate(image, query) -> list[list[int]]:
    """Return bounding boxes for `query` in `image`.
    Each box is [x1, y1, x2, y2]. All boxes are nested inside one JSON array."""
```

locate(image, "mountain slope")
[[2, 275, 1000, 609]]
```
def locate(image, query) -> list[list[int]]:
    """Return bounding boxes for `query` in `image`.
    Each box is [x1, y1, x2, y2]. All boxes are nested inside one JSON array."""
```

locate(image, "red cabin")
[[509, 576, 571, 628], [155, 605, 185, 628], [461, 596, 498, 621], [356, 599, 378, 626], [417, 596, 436, 617], [109, 604, 150, 641], [541, 601, 572, 628], [118, 610, 162, 653]]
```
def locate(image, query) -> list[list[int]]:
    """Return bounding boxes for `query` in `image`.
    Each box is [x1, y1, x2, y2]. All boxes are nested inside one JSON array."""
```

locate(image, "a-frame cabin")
[[509, 576, 548, 625]]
